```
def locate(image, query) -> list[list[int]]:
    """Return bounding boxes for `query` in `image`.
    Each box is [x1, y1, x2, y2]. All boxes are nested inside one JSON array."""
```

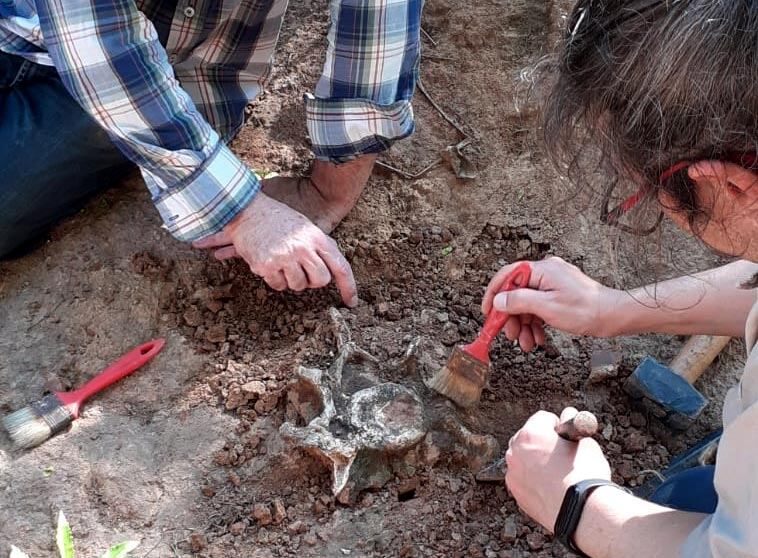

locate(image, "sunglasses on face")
[[601, 152, 758, 236]]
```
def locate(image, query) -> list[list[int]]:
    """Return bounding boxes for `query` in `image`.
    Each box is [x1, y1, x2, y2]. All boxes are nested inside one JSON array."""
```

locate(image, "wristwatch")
[[554, 478, 628, 557]]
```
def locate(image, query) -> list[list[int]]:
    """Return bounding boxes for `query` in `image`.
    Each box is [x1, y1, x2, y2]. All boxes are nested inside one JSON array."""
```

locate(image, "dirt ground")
[[0, 1, 746, 557]]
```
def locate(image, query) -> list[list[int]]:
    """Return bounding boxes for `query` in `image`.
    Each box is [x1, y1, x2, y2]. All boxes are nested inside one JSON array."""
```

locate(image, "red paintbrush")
[[3, 339, 165, 449], [426, 262, 532, 407]]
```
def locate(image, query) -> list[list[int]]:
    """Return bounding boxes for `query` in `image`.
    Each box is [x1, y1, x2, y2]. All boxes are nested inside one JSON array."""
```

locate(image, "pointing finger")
[[318, 242, 358, 307]]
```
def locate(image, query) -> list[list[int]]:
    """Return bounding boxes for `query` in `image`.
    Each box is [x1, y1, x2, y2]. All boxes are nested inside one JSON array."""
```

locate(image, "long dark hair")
[[541, 0, 758, 235]]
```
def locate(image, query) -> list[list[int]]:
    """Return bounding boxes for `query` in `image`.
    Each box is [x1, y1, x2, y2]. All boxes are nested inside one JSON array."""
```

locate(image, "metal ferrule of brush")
[[31, 394, 73, 435]]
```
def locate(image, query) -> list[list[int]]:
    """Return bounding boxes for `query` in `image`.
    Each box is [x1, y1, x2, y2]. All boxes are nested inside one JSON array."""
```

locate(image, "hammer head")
[[623, 357, 708, 430]]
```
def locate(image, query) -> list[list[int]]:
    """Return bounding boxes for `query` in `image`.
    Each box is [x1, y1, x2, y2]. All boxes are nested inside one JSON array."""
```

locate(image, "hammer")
[[476, 411, 599, 482], [623, 335, 731, 430]]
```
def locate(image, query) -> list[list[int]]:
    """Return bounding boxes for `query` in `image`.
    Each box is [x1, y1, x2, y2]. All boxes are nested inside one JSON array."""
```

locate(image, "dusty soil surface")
[[0, 1, 746, 557]]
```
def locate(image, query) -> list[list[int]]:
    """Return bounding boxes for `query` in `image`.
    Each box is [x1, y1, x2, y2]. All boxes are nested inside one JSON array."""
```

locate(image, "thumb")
[[192, 229, 232, 249], [493, 288, 552, 318]]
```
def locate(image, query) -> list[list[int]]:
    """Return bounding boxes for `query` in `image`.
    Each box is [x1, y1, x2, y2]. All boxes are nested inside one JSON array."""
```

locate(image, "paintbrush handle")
[[467, 262, 532, 361], [57, 339, 166, 415], [556, 411, 599, 441]]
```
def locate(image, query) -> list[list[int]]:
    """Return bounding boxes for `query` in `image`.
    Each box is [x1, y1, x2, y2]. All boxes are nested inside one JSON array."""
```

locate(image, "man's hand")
[[192, 192, 358, 307], [505, 408, 612, 532], [481, 256, 622, 351]]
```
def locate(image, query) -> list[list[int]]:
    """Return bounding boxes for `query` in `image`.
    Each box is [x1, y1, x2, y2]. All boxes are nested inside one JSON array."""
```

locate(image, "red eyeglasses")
[[601, 152, 758, 236]]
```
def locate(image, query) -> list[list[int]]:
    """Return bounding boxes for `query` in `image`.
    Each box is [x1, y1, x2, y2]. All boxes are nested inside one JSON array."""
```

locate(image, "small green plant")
[[9, 511, 139, 558]]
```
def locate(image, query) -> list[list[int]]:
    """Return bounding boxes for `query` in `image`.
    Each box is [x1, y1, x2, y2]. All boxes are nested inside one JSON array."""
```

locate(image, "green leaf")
[[440, 246, 454, 256], [43, 466, 55, 477], [56, 511, 75, 558], [10, 545, 30, 558], [101, 540, 140, 558]]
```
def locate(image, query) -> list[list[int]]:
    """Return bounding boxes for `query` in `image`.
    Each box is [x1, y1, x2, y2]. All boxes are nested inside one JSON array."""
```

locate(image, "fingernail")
[[348, 295, 359, 308], [494, 293, 507, 310]]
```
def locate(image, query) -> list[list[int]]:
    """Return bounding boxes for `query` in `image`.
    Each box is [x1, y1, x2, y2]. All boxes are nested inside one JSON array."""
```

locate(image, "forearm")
[[306, 0, 422, 162], [36, 0, 259, 242], [574, 486, 706, 558], [606, 260, 756, 337]]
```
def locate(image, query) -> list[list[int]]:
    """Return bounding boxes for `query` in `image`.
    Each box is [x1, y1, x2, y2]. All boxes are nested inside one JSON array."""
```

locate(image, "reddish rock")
[[251, 503, 272, 525], [272, 498, 287, 524]]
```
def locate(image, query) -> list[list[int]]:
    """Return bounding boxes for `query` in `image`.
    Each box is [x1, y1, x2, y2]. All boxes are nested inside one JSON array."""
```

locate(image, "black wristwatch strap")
[[554, 479, 628, 557]]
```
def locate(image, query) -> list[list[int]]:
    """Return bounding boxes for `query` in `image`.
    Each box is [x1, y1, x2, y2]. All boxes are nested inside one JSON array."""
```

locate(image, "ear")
[[689, 160, 758, 203]]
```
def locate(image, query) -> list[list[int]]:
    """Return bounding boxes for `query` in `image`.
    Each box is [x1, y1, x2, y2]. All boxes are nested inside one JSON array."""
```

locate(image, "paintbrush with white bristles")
[[3, 339, 165, 449]]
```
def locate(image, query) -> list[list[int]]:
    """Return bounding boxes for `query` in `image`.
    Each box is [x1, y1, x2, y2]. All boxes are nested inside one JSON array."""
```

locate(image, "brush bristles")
[[3, 407, 53, 449], [426, 365, 484, 408]]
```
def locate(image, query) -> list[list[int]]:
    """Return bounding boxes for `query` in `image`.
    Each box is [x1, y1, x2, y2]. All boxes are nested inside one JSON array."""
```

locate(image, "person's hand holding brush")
[[481, 258, 754, 352], [481, 256, 619, 351]]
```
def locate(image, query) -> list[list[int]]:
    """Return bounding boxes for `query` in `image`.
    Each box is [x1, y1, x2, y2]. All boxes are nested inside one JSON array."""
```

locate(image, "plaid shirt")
[[0, 0, 421, 242]]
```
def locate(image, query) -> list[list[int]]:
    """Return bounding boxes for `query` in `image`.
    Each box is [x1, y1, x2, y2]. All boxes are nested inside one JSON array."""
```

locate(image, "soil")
[[0, 1, 746, 557]]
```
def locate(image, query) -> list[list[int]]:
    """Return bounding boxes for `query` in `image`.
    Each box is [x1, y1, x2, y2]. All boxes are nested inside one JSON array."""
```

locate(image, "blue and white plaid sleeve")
[[306, 0, 423, 163], [34, 0, 259, 242]]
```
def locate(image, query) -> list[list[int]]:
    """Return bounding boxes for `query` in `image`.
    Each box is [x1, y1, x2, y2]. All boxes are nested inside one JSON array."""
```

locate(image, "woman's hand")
[[505, 408, 612, 532], [481, 256, 622, 351]]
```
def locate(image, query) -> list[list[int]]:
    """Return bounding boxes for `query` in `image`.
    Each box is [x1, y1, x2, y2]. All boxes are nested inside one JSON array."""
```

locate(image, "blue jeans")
[[650, 465, 718, 514], [0, 52, 131, 258]]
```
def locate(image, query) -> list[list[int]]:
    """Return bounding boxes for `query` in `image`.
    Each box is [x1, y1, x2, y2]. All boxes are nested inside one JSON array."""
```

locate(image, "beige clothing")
[[683, 293, 758, 557]]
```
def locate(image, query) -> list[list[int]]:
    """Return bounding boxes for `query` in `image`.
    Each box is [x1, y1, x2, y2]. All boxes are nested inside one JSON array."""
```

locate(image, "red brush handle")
[[465, 262, 532, 363], [57, 339, 165, 418]]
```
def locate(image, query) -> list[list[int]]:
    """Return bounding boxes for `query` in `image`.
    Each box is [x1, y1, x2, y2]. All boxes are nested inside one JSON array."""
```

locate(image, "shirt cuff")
[[148, 143, 261, 242], [304, 94, 415, 163]]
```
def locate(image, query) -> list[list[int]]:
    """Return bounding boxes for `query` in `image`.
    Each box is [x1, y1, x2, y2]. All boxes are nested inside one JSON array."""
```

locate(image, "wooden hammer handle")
[[556, 411, 599, 441], [669, 335, 731, 384]]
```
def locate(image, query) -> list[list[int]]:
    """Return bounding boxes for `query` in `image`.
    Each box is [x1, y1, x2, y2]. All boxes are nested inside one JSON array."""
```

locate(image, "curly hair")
[[541, 0, 758, 234]]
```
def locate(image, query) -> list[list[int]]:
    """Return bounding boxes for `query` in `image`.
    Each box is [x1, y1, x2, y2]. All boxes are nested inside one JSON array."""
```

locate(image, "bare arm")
[[608, 260, 756, 337], [574, 486, 706, 558], [483, 258, 756, 350]]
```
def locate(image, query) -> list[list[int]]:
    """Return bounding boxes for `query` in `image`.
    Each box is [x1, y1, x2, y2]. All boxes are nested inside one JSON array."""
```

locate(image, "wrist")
[[595, 288, 629, 338], [572, 485, 631, 558], [225, 191, 267, 233]]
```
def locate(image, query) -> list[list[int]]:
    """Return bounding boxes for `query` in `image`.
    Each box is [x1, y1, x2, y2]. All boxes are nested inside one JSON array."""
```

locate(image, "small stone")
[[252, 503, 272, 525], [206, 299, 223, 314], [602, 423, 614, 441], [436, 312, 449, 323], [623, 431, 648, 453], [525, 532, 545, 550], [241, 380, 266, 398], [183, 306, 203, 327], [189, 533, 207, 552], [229, 522, 245, 536], [227, 472, 241, 486], [304, 532, 318, 546], [451, 532, 462, 542], [588, 349, 622, 384], [448, 477, 462, 493], [288, 520, 308, 535], [254, 391, 279, 414], [440, 323, 461, 346], [206, 324, 227, 343], [500, 516, 519, 543], [272, 498, 287, 524], [630, 412, 647, 428]]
